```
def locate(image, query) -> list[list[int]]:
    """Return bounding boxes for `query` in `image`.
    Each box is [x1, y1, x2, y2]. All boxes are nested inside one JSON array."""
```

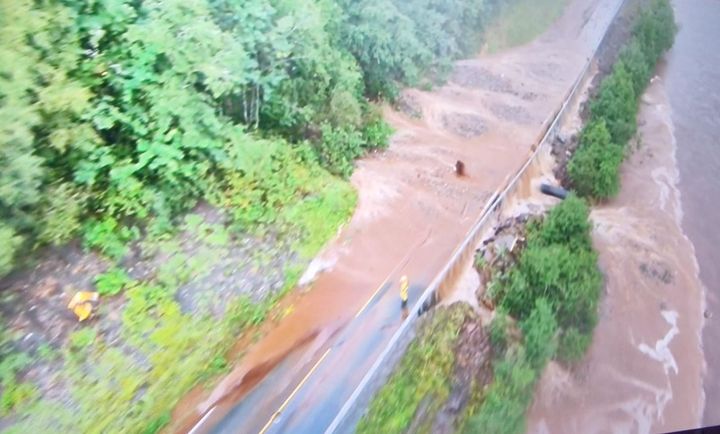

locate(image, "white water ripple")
[[638, 310, 680, 376]]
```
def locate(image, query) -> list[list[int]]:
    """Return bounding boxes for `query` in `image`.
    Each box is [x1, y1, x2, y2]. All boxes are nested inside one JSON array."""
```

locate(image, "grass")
[[484, 0, 570, 53], [0, 169, 357, 433], [356, 303, 472, 434], [280, 163, 357, 259]]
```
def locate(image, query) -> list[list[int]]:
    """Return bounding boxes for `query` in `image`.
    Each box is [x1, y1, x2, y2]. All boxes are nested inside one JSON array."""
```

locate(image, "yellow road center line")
[[260, 226, 432, 433], [258, 348, 332, 434], [354, 279, 388, 319]]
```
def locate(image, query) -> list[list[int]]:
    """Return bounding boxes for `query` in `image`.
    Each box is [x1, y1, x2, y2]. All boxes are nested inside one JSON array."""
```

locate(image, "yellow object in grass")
[[68, 291, 99, 321]]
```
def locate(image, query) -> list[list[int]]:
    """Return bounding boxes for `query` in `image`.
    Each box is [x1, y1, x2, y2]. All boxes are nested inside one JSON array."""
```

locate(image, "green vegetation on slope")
[[0, 170, 355, 434], [357, 304, 472, 434], [466, 195, 601, 433], [0, 0, 510, 279], [568, 0, 676, 199], [0, 0, 382, 278], [0, 0, 512, 430], [484, 0, 570, 53], [359, 197, 601, 434]]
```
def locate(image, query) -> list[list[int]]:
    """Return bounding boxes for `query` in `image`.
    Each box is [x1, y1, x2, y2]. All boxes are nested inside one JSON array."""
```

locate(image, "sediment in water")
[[526, 71, 705, 434]]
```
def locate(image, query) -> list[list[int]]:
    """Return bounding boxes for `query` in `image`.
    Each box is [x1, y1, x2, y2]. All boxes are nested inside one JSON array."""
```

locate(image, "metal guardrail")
[[325, 1, 628, 432]]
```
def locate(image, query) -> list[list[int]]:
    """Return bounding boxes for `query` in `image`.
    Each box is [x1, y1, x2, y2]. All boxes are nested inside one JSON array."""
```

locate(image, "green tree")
[[634, 0, 676, 65], [590, 61, 637, 145], [532, 195, 592, 250], [618, 39, 652, 95], [336, 0, 429, 98], [521, 298, 558, 368], [568, 120, 624, 199]]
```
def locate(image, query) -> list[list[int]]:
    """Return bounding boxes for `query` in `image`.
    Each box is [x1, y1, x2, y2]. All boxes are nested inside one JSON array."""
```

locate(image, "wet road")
[[173, 0, 627, 432]]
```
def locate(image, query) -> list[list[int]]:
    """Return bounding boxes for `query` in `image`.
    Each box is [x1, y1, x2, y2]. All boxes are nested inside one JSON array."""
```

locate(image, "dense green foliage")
[[520, 298, 558, 369], [467, 196, 601, 433], [496, 196, 601, 358], [567, 120, 624, 198], [568, 0, 676, 199], [0, 0, 363, 276], [0, 0, 510, 278], [337, 0, 501, 98], [464, 347, 536, 434]]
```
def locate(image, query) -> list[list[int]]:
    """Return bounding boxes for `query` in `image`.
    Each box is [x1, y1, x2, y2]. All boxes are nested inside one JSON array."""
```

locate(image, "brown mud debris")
[[441, 112, 487, 138]]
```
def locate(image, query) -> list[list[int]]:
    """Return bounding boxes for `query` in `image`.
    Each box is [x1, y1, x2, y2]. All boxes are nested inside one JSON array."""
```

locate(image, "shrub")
[[634, 0, 677, 65], [532, 195, 592, 250], [38, 183, 87, 246], [557, 327, 592, 363], [497, 196, 602, 339], [69, 328, 97, 350], [316, 124, 364, 178], [0, 224, 22, 278], [590, 61, 637, 146], [83, 218, 135, 260], [521, 298, 558, 369], [568, 0, 675, 201], [490, 310, 511, 355], [1, 382, 38, 415], [618, 39, 652, 95], [567, 121, 625, 199], [361, 108, 394, 150], [143, 412, 171, 434], [0, 353, 31, 386], [95, 268, 134, 296], [464, 349, 536, 434]]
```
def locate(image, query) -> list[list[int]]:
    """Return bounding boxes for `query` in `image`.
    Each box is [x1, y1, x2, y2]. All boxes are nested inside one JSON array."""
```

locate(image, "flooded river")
[[664, 0, 720, 426], [528, 0, 719, 431]]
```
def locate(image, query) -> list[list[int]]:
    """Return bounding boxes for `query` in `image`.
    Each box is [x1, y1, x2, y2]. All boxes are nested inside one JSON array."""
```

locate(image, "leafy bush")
[[490, 310, 511, 354], [618, 39, 652, 95], [38, 184, 87, 246], [590, 61, 638, 146], [316, 124, 364, 178], [69, 328, 97, 350], [361, 109, 394, 151], [502, 243, 601, 331], [469, 189, 601, 434], [568, 121, 625, 199], [0, 224, 22, 277], [83, 218, 135, 260], [0, 353, 31, 387], [143, 412, 171, 434], [634, 0, 677, 65], [464, 349, 536, 434], [567, 0, 675, 200], [520, 298, 558, 369], [494, 196, 601, 370], [1, 382, 38, 415], [531, 195, 592, 250], [557, 327, 592, 362], [95, 268, 134, 296]]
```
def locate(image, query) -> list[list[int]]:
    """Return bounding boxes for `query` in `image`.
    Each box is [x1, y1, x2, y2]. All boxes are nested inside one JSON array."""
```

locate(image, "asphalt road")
[[209, 279, 425, 434]]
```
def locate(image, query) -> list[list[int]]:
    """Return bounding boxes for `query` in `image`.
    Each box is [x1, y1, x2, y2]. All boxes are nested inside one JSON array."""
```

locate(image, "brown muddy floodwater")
[[663, 0, 720, 426], [528, 1, 720, 432], [527, 70, 705, 433], [168, 1, 628, 433]]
